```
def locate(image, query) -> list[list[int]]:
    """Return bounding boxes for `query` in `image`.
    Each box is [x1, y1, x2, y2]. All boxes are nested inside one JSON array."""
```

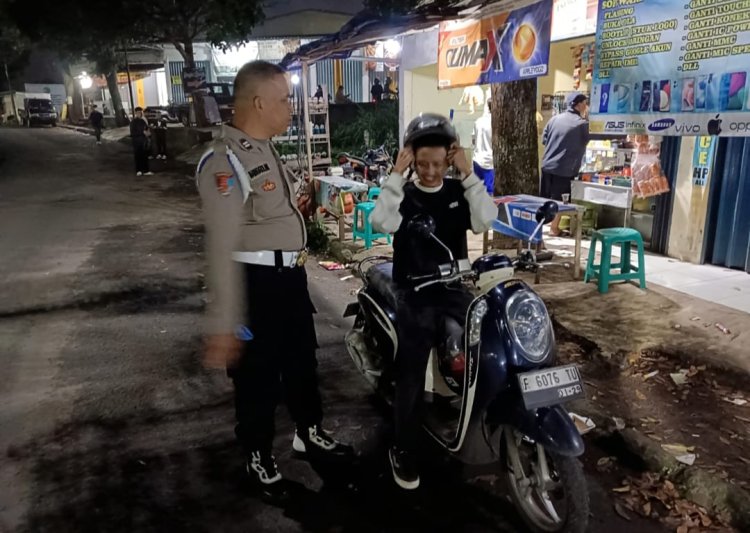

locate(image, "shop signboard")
[[590, 0, 750, 136], [692, 136, 717, 186], [183, 67, 207, 93], [437, 0, 552, 89], [551, 0, 598, 41]]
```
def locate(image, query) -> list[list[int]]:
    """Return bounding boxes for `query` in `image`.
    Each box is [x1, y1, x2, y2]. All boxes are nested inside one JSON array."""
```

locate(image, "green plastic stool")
[[352, 201, 391, 249], [584, 228, 647, 294]]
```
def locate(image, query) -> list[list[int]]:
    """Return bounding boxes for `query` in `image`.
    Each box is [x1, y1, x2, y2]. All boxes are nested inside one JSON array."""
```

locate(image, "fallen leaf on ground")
[[715, 322, 731, 334], [739, 457, 750, 465], [690, 316, 701, 321], [614, 502, 632, 521], [724, 397, 748, 406], [644, 370, 660, 380], [670, 372, 688, 386], [719, 436, 731, 446], [612, 417, 626, 430], [636, 390, 647, 401], [612, 485, 631, 493]]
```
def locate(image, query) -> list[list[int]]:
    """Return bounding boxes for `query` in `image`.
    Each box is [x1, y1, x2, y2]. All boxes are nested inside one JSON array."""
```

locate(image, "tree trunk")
[[105, 70, 128, 127], [490, 79, 540, 196]]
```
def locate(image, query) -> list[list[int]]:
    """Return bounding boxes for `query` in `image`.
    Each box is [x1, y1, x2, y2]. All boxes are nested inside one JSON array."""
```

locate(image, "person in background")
[[89, 105, 104, 145], [370, 113, 496, 490], [154, 117, 168, 160], [371, 78, 384, 102], [314, 85, 324, 101], [384, 77, 396, 100], [129, 107, 152, 176], [541, 92, 589, 235], [335, 85, 351, 104], [472, 101, 494, 195]]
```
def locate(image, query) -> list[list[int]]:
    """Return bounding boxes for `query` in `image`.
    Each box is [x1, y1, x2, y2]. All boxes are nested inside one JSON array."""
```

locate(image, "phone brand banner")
[[590, 0, 750, 136], [437, 0, 552, 89]]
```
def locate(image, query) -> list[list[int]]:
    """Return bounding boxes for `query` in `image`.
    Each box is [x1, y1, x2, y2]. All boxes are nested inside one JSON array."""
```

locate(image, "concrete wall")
[[667, 137, 714, 263]]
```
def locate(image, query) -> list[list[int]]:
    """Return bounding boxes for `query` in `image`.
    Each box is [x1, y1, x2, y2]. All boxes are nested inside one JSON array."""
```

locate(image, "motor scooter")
[[343, 201, 589, 533]]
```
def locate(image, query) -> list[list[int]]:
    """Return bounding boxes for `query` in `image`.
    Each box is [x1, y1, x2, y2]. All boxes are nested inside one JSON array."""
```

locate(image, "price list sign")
[[590, 0, 750, 136]]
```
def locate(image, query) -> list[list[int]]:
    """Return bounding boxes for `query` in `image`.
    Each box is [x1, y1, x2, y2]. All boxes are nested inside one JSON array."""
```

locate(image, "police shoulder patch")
[[215, 172, 235, 196]]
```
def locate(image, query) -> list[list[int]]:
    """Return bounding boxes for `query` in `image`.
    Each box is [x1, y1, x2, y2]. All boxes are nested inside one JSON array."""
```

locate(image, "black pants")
[[94, 126, 102, 142], [228, 263, 323, 456], [133, 137, 150, 173], [394, 285, 474, 452], [154, 130, 167, 155], [540, 171, 573, 200]]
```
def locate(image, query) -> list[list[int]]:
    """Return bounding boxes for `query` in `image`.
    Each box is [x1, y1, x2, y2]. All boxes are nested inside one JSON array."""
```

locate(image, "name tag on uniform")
[[449, 201, 459, 209], [248, 163, 271, 179]]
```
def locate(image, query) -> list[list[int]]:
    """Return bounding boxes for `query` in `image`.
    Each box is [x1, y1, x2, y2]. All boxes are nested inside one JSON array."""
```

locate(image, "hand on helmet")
[[394, 146, 414, 175], [448, 142, 471, 179]]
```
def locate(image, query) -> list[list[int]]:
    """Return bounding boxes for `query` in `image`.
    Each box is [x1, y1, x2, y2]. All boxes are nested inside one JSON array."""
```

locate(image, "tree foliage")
[[128, 0, 264, 65]]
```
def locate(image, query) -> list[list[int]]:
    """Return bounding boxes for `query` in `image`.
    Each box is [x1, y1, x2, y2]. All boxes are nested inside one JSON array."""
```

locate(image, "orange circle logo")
[[512, 24, 536, 63]]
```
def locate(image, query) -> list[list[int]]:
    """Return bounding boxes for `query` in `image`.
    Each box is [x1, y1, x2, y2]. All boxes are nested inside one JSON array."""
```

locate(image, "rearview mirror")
[[536, 201, 559, 224], [407, 214, 436, 239]]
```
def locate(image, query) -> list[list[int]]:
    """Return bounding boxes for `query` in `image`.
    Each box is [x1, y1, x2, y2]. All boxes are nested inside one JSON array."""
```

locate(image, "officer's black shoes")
[[389, 446, 420, 490], [246, 451, 290, 504], [292, 425, 354, 459]]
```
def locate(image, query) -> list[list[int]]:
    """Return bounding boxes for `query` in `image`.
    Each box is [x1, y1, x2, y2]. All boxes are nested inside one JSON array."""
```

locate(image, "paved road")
[[0, 127, 668, 533]]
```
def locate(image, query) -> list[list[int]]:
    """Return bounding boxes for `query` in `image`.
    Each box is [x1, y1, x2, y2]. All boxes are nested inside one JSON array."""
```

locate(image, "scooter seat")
[[366, 262, 399, 310]]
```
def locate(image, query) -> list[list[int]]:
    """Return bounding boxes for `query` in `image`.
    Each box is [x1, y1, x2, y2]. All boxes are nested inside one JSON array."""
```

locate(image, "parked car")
[[144, 106, 179, 126], [20, 98, 58, 127]]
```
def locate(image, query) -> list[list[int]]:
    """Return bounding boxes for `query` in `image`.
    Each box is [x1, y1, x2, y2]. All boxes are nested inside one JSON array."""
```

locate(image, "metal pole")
[[124, 46, 135, 115], [4, 62, 18, 121], [302, 62, 314, 187]]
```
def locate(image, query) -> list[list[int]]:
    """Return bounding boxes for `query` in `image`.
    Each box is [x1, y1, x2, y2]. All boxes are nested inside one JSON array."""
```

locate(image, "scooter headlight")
[[505, 290, 553, 362], [468, 299, 488, 346]]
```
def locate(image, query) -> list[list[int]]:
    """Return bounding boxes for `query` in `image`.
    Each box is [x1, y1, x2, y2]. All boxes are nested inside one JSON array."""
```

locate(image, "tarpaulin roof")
[[279, 0, 529, 68]]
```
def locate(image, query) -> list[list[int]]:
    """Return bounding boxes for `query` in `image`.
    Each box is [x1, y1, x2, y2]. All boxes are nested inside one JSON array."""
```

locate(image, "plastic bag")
[[630, 137, 670, 198]]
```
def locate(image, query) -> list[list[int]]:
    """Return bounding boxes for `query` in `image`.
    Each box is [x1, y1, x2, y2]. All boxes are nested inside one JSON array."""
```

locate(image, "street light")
[[384, 39, 401, 56], [291, 73, 301, 85], [78, 72, 93, 90]]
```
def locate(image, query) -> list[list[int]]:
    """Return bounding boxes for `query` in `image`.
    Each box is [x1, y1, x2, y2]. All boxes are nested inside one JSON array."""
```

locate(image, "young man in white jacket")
[[371, 113, 497, 490]]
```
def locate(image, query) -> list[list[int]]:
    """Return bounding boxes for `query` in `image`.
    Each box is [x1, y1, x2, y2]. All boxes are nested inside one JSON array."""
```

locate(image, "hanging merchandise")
[[630, 135, 670, 198], [458, 85, 485, 114]]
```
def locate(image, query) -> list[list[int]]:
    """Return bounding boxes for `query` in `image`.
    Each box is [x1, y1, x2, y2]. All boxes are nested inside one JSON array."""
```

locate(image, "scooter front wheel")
[[504, 428, 589, 533]]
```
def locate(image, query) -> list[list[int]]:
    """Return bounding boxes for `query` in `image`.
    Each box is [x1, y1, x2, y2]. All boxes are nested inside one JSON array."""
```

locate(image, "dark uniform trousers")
[[228, 262, 323, 456], [394, 285, 474, 453], [133, 137, 150, 173]]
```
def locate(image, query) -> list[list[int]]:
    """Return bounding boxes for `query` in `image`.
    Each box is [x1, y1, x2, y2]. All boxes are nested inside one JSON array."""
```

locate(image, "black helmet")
[[404, 113, 457, 147]]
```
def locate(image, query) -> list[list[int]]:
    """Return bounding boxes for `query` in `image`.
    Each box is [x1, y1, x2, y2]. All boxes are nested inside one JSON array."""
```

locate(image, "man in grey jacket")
[[196, 61, 350, 504], [371, 113, 496, 490], [541, 92, 590, 234]]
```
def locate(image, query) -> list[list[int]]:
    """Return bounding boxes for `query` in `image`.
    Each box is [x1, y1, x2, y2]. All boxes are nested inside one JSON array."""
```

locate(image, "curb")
[[573, 384, 750, 529], [59, 124, 94, 135]]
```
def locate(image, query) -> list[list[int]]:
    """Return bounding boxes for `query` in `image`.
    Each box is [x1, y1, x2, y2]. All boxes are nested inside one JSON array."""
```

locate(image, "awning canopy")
[[279, 0, 533, 68]]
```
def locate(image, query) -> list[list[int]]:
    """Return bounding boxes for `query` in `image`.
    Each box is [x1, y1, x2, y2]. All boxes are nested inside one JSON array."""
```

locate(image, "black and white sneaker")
[[246, 451, 289, 503], [292, 425, 353, 459], [389, 447, 419, 490]]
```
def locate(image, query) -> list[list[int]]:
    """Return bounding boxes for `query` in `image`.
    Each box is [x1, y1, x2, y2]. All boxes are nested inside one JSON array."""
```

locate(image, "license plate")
[[518, 365, 585, 410]]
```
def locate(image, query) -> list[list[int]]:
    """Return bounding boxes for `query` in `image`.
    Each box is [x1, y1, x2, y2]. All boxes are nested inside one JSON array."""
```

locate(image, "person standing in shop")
[[541, 92, 589, 235], [472, 101, 494, 195]]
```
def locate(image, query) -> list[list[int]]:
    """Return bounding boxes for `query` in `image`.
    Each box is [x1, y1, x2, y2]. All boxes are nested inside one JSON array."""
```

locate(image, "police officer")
[[196, 61, 351, 503]]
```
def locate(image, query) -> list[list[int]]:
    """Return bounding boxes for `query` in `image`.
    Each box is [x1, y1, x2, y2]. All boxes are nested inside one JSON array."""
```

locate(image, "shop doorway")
[[703, 138, 750, 273], [650, 137, 681, 254]]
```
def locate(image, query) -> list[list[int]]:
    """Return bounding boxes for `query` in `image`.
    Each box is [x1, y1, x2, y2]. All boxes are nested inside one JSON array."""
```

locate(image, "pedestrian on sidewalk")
[[196, 60, 352, 504], [89, 105, 104, 145], [541, 92, 589, 235], [472, 100, 494, 195], [129, 107, 153, 176], [154, 117, 168, 160]]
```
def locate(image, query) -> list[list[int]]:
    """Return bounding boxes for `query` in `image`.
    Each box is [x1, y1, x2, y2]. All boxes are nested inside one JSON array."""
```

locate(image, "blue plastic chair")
[[352, 187, 391, 249]]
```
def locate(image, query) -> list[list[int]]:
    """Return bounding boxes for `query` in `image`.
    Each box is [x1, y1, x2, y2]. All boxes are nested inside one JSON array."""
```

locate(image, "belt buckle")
[[296, 249, 308, 267]]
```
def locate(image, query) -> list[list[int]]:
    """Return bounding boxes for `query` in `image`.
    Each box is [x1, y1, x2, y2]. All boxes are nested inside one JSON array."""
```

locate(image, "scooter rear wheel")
[[504, 428, 589, 533]]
